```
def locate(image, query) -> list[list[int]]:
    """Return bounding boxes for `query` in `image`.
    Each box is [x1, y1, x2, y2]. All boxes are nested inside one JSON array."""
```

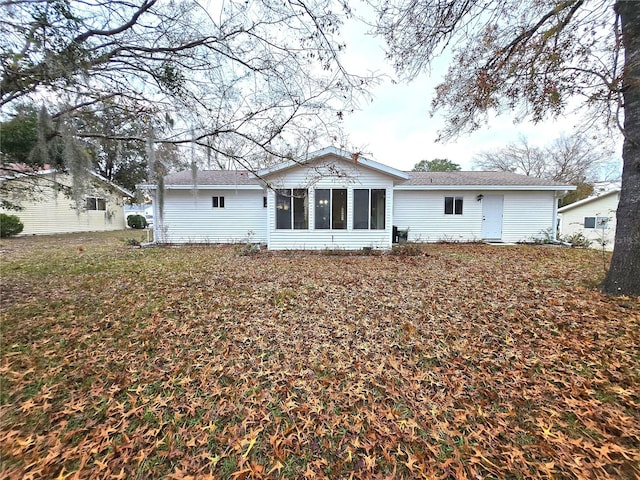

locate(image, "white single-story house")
[[558, 188, 620, 250], [0, 169, 133, 235], [145, 147, 574, 250]]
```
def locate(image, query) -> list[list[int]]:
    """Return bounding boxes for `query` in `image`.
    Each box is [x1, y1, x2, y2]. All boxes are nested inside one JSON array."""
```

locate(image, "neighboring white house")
[[0, 169, 133, 235], [558, 189, 620, 251], [145, 147, 574, 250]]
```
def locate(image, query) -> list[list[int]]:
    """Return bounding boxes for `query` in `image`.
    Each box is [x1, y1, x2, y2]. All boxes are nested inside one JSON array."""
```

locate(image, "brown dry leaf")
[[0, 234, 638, 479]]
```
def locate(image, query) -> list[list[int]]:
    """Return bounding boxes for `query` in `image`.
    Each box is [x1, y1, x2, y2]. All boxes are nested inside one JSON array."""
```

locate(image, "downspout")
[[151, 188, 159, 244], [552, 191, 560, 241], [265, 189, 271, 249], [552, 190, 572, 246]]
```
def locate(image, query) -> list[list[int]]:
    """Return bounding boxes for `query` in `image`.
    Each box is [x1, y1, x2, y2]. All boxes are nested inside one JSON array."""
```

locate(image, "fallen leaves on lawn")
[[1, 235, 638, 479]]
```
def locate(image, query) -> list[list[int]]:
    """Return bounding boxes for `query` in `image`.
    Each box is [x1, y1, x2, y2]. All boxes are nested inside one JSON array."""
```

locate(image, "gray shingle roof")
[[163, 170, 260, 186], [162, 168, 570, 188], [401, 171, 570, 187]]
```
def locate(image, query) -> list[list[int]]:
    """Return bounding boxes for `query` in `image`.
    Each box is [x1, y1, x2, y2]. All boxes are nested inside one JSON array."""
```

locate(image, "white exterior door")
[[482, 195, 504, 240]]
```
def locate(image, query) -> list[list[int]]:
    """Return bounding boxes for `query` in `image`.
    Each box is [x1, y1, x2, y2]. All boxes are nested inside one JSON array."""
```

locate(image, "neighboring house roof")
[[558, 188, 620, 213], [1, 166, 134, 198]]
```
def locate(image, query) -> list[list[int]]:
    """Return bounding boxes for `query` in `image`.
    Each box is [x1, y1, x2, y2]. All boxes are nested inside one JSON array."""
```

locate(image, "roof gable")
[[256, 147, 410, 180]]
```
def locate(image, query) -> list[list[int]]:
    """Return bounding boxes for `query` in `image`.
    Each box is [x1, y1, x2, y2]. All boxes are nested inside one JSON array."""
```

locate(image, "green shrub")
[[236, 242, 260, 256], [562, 232, 592, 248], [0, 213, 24, 237], [127, 214, 148, 229]]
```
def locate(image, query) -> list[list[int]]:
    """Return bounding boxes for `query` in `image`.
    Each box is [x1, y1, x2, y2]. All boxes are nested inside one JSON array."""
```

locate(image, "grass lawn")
[[1, 231, 638, 479]]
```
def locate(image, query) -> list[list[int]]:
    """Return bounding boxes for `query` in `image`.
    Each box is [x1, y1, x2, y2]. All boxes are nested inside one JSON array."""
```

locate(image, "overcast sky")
[[338, 11, 621, 174]]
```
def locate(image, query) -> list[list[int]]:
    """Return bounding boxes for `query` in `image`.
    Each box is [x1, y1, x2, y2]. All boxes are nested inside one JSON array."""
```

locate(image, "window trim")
[[444, 196, 463, 215], [276, 188, 308, 230], [314, 188, 347, 230], [86, 196, 106, 211], [353, 188, 386, 230], [584, 216, 609, 229]]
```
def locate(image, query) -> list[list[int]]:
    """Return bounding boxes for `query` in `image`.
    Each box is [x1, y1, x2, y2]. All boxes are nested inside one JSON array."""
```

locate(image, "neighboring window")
[[212, 196, 225, 208], [444, 196, 463, 215], [86, 197, 106, 211], [315, 189, 347, 229], [263, 196, 267, 208], [276, 189, 308, 230], [585, 216, 609, 229], [353, 189, 386, 230]]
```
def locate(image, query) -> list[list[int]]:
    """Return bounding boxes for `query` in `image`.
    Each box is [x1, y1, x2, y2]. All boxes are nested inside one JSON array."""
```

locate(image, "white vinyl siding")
[[501, 192, 557, 242], [156, 189, 266, 244], [393, 191, 481, 242], [394, 190, 558, 243]]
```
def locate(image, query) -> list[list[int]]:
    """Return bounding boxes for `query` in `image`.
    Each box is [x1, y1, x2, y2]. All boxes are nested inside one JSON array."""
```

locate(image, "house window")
[[86, 197, 106, 211], [212, 196, 225, 208], [276, 189, 308, 230], [353, 189, 386, 230], [444, 196, 463, 215], [263, 196, 267, 208], [585, 216, 609, 229], [315, 189, 347, 229]]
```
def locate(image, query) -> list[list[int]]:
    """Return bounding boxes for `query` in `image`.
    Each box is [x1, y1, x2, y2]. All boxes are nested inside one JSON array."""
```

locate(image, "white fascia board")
[[394, 185, 576, 191], [163, 184, 263, 190], [88, 171, 134, 198], [2, 168, 134, 198], [136, 184, 262, 191], [357, 158, 410, 179]]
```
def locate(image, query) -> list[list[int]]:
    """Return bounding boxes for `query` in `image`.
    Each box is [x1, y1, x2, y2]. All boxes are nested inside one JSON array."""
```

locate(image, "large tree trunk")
[[602, 1, 640, 296]]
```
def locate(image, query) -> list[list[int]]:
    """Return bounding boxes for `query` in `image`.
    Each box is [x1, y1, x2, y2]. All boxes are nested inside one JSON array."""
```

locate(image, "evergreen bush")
[[0, 213, 24, 237], [127, 214, 148, 229]]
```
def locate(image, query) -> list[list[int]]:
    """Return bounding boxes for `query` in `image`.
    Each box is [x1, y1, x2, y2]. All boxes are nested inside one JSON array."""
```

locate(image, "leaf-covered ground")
[[1, 231, 638, 479]]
